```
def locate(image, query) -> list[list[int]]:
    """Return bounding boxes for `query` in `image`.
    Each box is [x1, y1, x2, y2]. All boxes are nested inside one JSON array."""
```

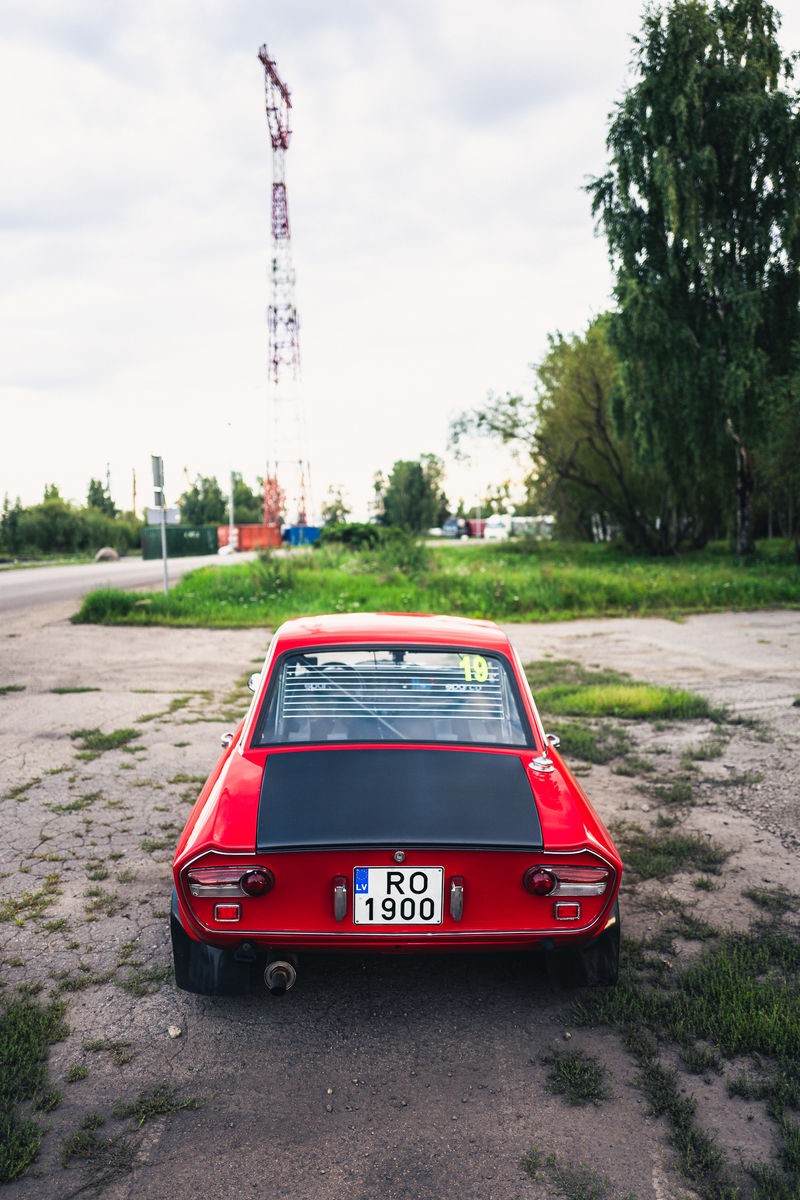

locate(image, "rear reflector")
[[214, 903, 241, 922]]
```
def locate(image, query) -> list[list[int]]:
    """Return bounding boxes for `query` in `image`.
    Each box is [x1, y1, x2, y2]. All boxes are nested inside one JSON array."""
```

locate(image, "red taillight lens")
[[523, 867, 557, 895], [241, 868, 275, 897]]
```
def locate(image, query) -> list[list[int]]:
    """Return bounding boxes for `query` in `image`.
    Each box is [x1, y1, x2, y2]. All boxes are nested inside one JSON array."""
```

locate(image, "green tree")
[[320, 485, 351, 526], [588, 0, 800, 558], [380, 455, 449, 532], [87, 478, 116, 518], [231, 474, 263, 524], [453, 318, 679, 549], [178, 475, 227, 525]]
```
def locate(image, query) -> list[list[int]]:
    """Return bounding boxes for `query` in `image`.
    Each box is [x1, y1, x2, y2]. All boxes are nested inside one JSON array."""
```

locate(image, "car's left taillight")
[[187, 866, 275, 898]]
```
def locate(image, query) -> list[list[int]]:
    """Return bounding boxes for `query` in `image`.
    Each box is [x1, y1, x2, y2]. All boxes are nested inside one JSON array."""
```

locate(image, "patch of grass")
[[65, 1064, 89, 1083], [72, 538, 800, 628], [549, 721, 630, 765], [544, 1047, 610, 1106], [520, 1149, 637, 1199], [681, 734, 729, 763], [112, 1083, 199, 1127], [0, 992, 68, 1183], [116, 965, 172, 997], [140, 837, 172, 853], [70, 727, 141, 754], [0, 874, 60, 925], [680, 1044, 722, 1075], [53, 966, 114, 994], [612, 755, 656, 777], [4, 777, 42, 800], [82, 1038, 133, 1066], [575, 918, 800, 1200], [49, 793, 97, 813], [0, 684, 25, 696], [744, 886, 798, 916], [650, 777, 694, 806], [539, 682, 720, 721], [616, 826, 728, 880], [83, 887, 120, 917], [50, 686, 101, 694]]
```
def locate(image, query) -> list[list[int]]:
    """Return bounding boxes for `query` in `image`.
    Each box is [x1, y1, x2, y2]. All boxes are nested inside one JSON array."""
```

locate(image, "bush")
[[0, 499, 141, 558], [317, 522, 386, 549]]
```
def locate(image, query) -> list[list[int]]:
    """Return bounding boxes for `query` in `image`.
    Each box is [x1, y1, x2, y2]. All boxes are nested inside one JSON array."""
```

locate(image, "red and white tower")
[[258, 43, 310, 527]]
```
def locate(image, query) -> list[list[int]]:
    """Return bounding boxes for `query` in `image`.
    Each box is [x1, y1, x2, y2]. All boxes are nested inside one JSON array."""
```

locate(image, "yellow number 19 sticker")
[[459, 654, 489, 683]]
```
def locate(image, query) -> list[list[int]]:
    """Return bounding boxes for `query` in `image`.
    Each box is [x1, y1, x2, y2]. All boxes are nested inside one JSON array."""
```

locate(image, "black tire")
[[547, 902, 621, 988], [171, 889, 260, 996]]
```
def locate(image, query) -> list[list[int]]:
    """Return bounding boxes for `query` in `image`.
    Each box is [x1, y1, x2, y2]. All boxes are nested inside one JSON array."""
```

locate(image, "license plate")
[[352, 867, 443, 925]]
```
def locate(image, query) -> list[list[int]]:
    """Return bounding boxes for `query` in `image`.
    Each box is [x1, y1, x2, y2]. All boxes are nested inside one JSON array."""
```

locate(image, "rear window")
[[254, 647, 531, 747]]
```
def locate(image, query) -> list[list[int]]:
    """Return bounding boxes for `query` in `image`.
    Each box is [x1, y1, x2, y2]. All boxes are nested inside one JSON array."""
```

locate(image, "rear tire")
[[547, 902, 620, 987], [171, 889, 260, 995]]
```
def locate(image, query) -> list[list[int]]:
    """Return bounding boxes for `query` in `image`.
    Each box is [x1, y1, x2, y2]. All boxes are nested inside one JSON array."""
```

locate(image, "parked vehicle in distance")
[[442, 516, 468, 538], [171, 613, 622, 996], [441, 516, 485, 538], [483, 514, 512, 540]]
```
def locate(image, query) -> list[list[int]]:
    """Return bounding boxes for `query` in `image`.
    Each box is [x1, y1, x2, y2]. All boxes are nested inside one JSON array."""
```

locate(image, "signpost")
[[151, 455, 169, 596]]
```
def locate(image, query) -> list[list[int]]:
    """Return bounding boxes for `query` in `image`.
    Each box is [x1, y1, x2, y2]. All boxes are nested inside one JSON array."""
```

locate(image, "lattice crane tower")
[[258, 43, 309, 527]]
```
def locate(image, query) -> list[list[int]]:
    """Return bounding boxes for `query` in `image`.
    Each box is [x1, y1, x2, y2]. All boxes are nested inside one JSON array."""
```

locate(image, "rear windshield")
[[254, 647, 532, 747]]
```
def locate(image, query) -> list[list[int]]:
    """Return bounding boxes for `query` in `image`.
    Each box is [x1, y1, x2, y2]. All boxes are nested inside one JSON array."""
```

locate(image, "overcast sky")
[[3, 1, 800, 521]]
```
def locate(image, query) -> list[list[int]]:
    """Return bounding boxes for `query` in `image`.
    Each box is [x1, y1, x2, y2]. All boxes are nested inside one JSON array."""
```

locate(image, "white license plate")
[[352, 867, 443, 925]]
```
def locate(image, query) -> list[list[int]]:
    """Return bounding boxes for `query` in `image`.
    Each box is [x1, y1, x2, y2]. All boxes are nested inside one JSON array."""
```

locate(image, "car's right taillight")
[[523, 864, 609, 896]]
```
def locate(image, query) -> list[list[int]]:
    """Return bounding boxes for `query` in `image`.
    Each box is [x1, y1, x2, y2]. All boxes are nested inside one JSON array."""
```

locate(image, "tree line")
[[454, 0, 800, 558]]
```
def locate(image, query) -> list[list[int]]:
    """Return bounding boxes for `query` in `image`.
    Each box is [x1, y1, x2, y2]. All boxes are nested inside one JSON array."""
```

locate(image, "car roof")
[[272, 612, 514, 653]]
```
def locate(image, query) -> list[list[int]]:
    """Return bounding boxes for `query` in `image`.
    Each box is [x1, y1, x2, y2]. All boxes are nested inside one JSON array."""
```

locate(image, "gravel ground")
[[1, 603, 798, 1200]]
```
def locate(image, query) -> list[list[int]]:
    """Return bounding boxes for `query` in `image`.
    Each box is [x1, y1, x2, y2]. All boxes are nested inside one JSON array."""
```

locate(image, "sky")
[[3, 0, 800, 522]]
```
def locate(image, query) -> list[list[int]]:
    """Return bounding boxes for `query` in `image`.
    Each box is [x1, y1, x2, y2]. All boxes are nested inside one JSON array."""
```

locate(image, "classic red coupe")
[[171, 613, 622, 995]]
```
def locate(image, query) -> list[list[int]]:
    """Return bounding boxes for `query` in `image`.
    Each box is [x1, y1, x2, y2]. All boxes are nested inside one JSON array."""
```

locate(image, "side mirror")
[[545, 733, 561, 749], [247, 672, 262, 693], [220, 732, 234, 749]]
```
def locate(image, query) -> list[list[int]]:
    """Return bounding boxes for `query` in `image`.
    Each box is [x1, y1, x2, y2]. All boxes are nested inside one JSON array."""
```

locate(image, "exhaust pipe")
[[264, 958, 297, 996]]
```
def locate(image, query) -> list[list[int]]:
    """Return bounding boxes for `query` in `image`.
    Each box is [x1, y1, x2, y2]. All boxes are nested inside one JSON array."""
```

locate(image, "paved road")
[[0, 552, 257, 615]]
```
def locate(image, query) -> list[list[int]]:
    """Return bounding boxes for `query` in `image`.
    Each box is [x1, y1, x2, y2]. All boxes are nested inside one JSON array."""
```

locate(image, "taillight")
[[187, 866, 275, 898], [522, 865, 609, 897], [241, 869, 274, 897], [523, 868, 557, 896]]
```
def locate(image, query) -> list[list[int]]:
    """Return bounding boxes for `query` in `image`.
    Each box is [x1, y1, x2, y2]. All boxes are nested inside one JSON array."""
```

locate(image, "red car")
[[171, 613, 622, 995]]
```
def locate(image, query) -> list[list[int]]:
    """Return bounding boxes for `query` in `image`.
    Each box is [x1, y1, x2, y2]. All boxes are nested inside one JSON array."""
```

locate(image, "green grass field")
[[73, 538, 800, 628]]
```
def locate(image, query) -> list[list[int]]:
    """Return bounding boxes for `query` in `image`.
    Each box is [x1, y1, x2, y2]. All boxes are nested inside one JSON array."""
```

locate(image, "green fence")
[[141, 526, 218, 559]]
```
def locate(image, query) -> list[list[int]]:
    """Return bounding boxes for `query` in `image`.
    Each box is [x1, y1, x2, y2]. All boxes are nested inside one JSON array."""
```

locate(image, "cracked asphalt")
[[1, 601, 798, 1200]]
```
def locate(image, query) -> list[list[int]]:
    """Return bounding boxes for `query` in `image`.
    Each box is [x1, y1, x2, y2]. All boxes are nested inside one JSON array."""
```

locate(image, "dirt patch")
[[1, 603, 798, 1200]]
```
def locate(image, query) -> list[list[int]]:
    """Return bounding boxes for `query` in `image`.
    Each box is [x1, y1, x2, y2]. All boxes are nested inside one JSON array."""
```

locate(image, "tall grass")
[[73, 538, 800, 628]]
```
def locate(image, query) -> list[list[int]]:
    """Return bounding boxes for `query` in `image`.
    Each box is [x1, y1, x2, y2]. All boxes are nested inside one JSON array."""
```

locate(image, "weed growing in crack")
[[116, 965, 172, 997], [520, 1148, 637, 1199], [543, 1047, 611, 1107], [70, 728, 141, 756], [82, 1038, 133, 1066], [112, 1083, 199, 1127]]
